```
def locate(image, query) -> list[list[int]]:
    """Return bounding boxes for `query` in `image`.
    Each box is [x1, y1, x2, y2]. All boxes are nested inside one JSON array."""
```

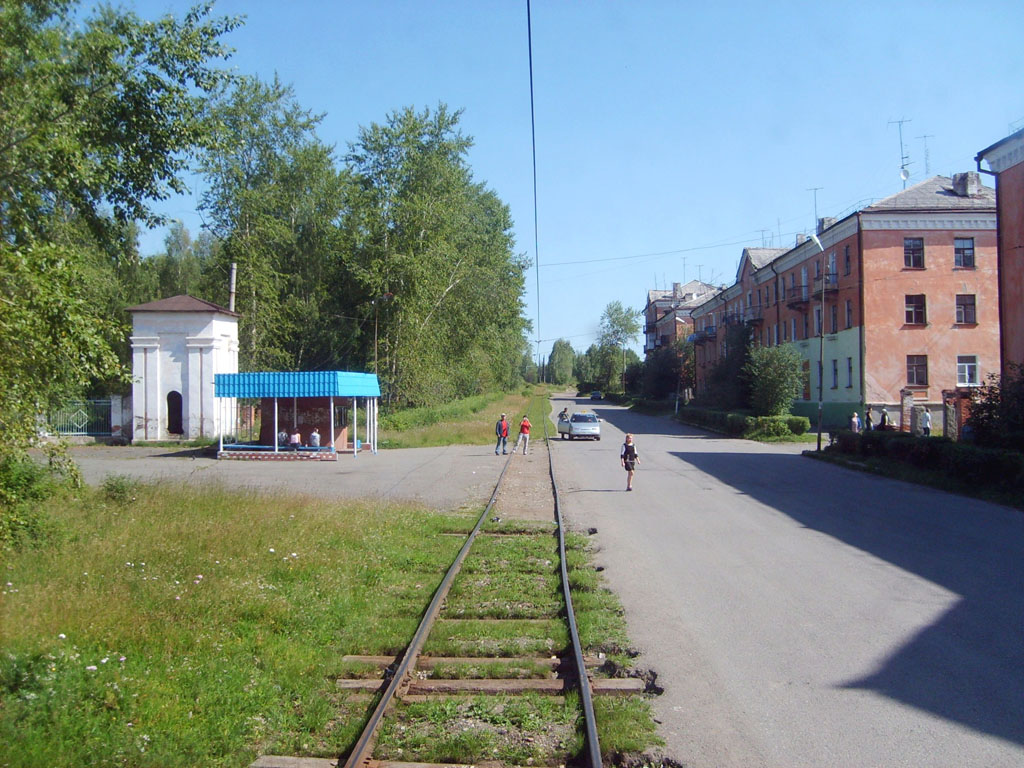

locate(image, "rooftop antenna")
[[889, 117, 912, 188], [916, 133, 934, 176], [759, 229, 769, 247], [807, 187, 823, 230], [697, 264, 704, 283]]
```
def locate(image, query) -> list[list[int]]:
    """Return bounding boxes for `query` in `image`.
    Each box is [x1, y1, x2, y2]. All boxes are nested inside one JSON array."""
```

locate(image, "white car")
[[557, 411, 601, 440]]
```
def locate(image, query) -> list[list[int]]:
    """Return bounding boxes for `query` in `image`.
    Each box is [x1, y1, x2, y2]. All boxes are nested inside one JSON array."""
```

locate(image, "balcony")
[[722, 312, 744, 326], [744, 305, 764, 325], [786, 286, 811, 309]]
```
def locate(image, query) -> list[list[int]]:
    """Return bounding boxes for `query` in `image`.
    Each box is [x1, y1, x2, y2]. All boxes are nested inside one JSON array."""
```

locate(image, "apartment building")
[[976, 128, 1024, 375], [691, 174, 999, 428], [643, 280, 718, 355]]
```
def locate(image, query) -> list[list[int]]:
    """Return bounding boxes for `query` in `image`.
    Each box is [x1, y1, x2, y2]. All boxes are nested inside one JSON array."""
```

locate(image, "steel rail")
[[545, 417, 603, 768], [341, 449, 516, 768]]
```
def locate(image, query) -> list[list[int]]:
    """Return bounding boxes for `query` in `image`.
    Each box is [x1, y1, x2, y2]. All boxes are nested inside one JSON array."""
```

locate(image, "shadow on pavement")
[[669, 445, 1024, 747]]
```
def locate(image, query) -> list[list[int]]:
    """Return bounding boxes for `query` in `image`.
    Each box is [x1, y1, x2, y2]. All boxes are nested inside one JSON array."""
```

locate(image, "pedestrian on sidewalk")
[[512, 415, 532, 455], [621, 433, 639, 491], [494, 413, 509, 455]]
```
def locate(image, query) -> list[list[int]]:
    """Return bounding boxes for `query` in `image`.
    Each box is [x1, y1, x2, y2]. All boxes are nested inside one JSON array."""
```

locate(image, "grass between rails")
[[1, 477, 659, 766]]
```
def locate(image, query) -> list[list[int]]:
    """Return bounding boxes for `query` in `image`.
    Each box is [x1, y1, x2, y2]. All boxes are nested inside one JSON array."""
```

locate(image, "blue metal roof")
[[215, 371, 381, 399]]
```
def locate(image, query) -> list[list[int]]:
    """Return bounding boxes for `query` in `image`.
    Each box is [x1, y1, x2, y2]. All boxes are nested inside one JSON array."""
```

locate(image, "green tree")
[[966, 363, 1024, 450], [548, 339, 575, 386], [599, 301, 641, 393], [343, 104, 527, 404], [706, 324, 753, 409], [0, 0, 239, 455], [641, 342, 685, 399], [743, 343, 803, 416], [198, 75, 351, 371]]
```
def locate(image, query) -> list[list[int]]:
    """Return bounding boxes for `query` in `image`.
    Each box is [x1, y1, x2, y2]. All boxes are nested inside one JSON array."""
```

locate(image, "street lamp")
[[808, 233, 826, 451], [373, 292, 394, 376]]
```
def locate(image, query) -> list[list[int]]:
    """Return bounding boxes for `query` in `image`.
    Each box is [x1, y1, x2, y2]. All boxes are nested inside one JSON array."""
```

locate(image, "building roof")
[[864, 175, 995, 212], [127, 294, 238, 316], [744, 247, 787, 269], [976, 128, 1024, 173], [215, 371, 381, 399]]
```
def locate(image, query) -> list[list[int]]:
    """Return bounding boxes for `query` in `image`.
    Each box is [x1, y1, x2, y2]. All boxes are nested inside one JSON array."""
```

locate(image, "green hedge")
[[679, 407, 808, 438], [828, 430, 1024, 491]]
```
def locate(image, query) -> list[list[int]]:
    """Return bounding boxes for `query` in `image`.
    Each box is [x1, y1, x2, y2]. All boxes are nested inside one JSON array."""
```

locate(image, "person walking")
[[921, 409, 932, 436], [850, 412, 861, 433], [494, 413, 509, 455], [864, 406, 873, 431], [512, 415, 532, 455], [621, 433, 639, 491]]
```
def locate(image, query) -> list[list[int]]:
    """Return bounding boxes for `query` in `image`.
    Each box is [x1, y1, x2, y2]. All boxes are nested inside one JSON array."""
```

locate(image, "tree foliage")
[[967, 363, 1024, 450], [342, 104, 528, 404], [548, 339, 575, 386], [742, 343, 803, 416], [0, 0, 238, 455], [705, 324, 753, 410]]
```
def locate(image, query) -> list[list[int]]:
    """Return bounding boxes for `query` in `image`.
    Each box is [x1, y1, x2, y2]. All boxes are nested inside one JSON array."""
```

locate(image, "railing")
[[744, 305, 764, 323], [48, 399, 112, 436]]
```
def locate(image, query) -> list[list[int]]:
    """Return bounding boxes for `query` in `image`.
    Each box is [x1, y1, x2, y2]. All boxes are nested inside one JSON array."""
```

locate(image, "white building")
[[128, 295, 239, 441]]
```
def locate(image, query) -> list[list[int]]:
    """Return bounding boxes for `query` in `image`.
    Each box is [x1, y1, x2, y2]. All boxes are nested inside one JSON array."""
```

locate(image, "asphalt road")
[[550, 395, 1024, 768]]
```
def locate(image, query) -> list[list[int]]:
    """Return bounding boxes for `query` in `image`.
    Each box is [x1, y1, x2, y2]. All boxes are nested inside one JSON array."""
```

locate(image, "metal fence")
[[49, 399, 112, 436]]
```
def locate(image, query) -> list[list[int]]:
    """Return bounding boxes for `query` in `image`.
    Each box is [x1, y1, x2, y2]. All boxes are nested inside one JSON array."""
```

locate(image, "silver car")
[[557, 411, 601, 440]]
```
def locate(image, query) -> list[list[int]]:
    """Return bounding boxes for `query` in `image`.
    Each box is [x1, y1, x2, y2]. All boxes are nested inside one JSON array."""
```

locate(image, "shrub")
[[786, 416, 810, 435], [101, 475, 139, 504], [726, 413, 749, 435], [745, 416, 792, 439], [0, 456, 64, 549]]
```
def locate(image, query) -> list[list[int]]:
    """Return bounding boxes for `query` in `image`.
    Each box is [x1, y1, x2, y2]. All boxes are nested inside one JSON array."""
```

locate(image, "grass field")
[[1, 476, 658, 766]]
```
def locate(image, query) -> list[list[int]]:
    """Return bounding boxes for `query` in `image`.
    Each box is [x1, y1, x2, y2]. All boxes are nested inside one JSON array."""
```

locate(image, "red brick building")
[[643, 280, 718, 355], [976, 129, 1024, 375], [691, 174, 999, 430]]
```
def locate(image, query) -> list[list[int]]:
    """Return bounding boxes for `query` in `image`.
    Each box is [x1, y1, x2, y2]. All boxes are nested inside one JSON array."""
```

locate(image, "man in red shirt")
[[512, 415, 532, 455], [494, 413, 509, 455]]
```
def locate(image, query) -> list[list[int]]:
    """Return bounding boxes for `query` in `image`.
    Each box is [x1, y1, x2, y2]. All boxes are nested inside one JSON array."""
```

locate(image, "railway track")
[[251, 418, 649, 768]]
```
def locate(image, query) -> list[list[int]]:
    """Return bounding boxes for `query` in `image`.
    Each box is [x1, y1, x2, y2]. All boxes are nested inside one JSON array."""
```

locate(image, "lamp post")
[[373, 292, 394, 376], [808, 234, 826, 451]]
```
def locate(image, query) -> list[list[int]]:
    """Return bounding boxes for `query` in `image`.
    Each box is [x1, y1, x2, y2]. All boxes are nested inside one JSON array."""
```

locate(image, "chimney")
[[817, 217, 836, 234], [228, 262, 237, 312], [796, 234, 807, 246], [952, 171, 982, 197], [673, 282, 682, 298]]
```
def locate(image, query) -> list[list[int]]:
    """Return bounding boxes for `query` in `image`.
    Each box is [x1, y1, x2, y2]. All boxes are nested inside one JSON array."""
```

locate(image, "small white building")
[[128, 295, 239, 441]]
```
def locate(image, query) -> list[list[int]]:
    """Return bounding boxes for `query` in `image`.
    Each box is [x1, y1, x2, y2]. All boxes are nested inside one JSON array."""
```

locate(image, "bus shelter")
[[214, 371, 381, 460]]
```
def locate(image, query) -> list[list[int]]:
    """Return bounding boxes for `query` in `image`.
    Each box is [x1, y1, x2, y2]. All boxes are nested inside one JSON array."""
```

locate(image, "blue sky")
[[128, 0, 1024, 356]]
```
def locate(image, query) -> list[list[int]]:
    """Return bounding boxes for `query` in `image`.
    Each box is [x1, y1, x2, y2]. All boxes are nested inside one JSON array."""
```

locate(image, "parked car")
[[590, 390, 602, 400], [557, 411, 601, 440]]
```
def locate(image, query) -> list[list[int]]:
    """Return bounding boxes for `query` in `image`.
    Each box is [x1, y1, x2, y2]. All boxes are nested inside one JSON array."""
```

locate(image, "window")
[[814, 260, 821, 279], [791, 317, 797, 340], [956, 294, 976, 324], [957, 355, 979, 386], [905, 294, 927, 325], [907, 355, 928, 386], [814, 306, 822, 335], [904, 237, 925, 268], [803, 313, 809, 339], [844, 245, 851, 276], [954, 237, 975, 268], [830, 304, 838, 334], [831, 359, 838, 389], [846, 357, 853, 388], [845, 299, 853, 329]]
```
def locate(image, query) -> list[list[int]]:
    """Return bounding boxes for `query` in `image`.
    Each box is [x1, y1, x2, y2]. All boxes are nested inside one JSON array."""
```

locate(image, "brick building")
[[643, 280, 718, 355], [976, 128, 1024, 375], [691, 174, 999, 430]]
